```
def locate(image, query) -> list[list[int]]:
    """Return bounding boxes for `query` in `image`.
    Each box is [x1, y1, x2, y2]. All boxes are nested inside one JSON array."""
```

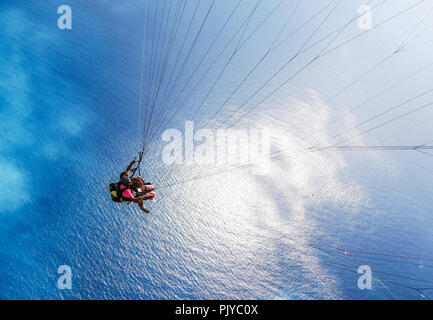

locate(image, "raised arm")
[[124, 159, 137, 176]]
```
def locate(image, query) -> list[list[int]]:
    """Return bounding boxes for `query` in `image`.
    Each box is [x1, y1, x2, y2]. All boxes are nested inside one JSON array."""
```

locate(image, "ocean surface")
[[1, 0, 433, 300]]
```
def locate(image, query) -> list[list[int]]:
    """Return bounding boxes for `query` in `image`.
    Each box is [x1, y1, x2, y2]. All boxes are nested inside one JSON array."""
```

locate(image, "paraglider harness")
[[109, 182, 131, 203], [109, 180, 153, 203], [110, 152, 151, 203]]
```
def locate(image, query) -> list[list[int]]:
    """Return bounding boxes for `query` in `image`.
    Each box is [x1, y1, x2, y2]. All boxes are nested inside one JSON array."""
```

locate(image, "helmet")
[[121, 175, 131, 186]]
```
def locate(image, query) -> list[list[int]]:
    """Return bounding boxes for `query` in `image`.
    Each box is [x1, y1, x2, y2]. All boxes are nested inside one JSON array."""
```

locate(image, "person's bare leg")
[[144, 192, 156, 200], [132, 197, 150, 213], [138, 198, 150, 213]]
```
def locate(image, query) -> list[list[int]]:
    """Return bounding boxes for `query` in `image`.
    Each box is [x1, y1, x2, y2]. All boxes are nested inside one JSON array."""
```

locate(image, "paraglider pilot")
[[111, 159, 155, 214]]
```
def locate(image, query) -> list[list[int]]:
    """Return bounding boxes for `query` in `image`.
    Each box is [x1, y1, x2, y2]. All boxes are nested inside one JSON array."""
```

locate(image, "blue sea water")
[[1, 0, 433, 300]]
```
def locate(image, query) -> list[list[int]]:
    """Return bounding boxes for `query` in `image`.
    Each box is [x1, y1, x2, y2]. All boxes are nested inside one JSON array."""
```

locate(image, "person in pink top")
[[119, 159, 155, 214]]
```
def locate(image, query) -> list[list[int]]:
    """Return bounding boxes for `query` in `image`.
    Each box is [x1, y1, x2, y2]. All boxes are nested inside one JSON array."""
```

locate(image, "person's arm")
[[124, 159, 137, 176], [131, 195, 150, 213]]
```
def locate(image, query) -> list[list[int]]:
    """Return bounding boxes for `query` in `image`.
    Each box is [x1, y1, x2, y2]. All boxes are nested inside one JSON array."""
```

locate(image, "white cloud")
[[0, 160, 31, 213]]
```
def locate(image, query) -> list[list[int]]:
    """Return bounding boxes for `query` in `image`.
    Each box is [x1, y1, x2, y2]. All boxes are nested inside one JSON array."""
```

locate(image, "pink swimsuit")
[[120, 184, 134, 199]]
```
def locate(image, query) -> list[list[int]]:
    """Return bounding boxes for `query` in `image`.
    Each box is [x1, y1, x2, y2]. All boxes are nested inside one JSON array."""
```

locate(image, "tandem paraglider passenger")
[[109, 159, 156, 214]]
